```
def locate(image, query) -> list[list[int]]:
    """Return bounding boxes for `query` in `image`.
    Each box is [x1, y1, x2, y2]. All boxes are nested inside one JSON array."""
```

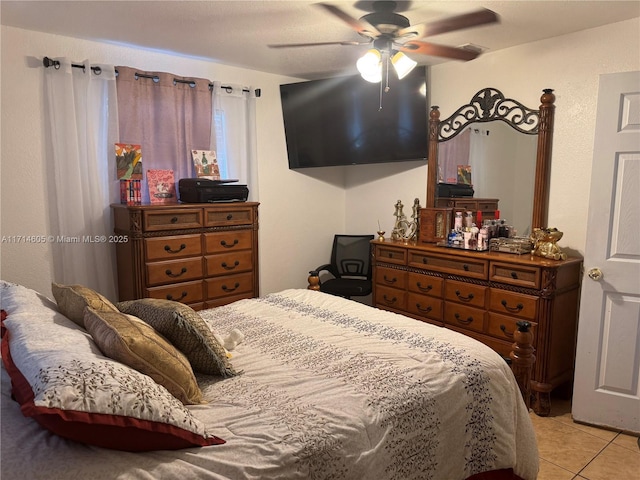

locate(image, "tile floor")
[[530, 395, 639, 479]]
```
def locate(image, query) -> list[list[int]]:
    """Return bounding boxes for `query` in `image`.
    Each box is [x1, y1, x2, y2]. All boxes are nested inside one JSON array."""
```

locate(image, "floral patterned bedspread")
[[0, 288, 538, 480]]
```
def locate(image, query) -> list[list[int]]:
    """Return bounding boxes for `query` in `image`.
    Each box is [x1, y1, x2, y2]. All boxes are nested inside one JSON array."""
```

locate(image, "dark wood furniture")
[[434, 197, 499, 232], [372, 239, 582, 416], [112, 202, 259, 310]]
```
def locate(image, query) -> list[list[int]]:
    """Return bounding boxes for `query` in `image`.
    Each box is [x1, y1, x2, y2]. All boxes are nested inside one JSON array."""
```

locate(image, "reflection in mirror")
[[437, 121, 538, 236]]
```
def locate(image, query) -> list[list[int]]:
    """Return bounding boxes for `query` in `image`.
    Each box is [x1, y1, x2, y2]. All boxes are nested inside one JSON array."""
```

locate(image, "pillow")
[[51, 282, 118, 328], [117, 298, 237, 377], [84, 307, 203, 405], [0, 281, 224, 451]]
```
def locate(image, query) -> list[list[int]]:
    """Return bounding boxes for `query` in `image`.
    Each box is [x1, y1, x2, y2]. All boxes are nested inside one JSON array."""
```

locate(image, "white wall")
[[0, 25, 345, 298]]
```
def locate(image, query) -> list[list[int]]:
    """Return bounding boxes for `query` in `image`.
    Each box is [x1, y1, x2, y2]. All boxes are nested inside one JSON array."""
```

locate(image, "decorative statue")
[[530, 227, 567, 260], [391, 200, 406, 240]]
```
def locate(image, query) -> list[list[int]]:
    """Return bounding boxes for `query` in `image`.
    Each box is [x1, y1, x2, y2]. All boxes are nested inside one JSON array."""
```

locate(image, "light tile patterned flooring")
[[530, 395, 639, 479]]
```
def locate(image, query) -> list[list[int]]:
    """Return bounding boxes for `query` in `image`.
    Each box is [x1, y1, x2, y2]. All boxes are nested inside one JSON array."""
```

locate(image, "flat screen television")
[[280, 66, 428, 169]]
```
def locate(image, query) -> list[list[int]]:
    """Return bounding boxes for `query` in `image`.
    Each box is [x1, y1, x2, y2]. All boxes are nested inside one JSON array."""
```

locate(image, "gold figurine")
[[530, 227, 567, 260]]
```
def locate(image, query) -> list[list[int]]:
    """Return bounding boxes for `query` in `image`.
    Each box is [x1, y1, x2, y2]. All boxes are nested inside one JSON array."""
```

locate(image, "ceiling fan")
[[269, 1, 499, 82]]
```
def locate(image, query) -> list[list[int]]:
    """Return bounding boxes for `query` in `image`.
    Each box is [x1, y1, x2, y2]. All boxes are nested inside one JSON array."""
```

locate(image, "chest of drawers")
[[112, 203, 259, 310], [372, 239, 582, 416]]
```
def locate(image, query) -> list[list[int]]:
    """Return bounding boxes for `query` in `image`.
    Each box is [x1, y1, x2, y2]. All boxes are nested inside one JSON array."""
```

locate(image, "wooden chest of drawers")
[[112, 203, 259, 310], [372, 239, 582, 416]]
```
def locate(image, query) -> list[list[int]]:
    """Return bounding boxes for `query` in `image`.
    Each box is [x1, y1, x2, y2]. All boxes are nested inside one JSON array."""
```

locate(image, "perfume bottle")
[[454, 211, 463, 231]]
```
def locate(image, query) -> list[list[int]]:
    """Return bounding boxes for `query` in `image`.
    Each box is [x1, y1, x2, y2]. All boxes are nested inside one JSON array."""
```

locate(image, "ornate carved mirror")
[[426, 88, 555, 233]]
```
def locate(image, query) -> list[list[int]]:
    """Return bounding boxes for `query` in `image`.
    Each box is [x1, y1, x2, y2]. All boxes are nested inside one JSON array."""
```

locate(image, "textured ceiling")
[[2, 1, 639, 79]]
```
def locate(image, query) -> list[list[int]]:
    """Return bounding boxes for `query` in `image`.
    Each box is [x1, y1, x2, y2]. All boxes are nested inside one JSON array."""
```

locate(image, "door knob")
[[588, 267, 603, 281]]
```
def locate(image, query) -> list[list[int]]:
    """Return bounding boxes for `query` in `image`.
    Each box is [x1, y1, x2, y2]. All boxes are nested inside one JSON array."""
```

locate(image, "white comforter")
[[1, 288, 538, 480]]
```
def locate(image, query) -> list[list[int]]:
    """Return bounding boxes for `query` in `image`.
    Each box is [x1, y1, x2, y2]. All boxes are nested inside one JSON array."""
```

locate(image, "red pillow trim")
[[1, 322, 225, 451]]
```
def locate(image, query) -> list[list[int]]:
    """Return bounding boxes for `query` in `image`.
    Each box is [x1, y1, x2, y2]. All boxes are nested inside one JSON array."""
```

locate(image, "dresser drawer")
[[408, 251, 488, 279], [488, 288, 538, 320], [407, 293, 443, 322], [487, 312, 538, 344], [375, 244, 407, 265], [204, 230, 253, 254], [375, 285, 406, 310], [206, 272, 254, 299], [146, 280, 204, 303], [146, 257, 203, 286], [477, 200, 499, 212], [444, 280, 487, 309], [444, 303, 486, 333], [375, 266, 407, 289], [408, 273, 443, 297], [205, 207, 254, 226], [490, 262, 540, 289], [145, 234, 202, 261], [143, 209, 203, 231], [205, 251, 253, 277]]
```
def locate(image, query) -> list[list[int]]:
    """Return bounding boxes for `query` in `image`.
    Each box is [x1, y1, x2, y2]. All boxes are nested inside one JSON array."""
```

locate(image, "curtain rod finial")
[[43, 57, 60, 69]]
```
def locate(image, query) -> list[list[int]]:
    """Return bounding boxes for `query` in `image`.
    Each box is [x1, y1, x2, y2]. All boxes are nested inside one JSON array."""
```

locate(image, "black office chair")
[[311, 234, 374, 299]]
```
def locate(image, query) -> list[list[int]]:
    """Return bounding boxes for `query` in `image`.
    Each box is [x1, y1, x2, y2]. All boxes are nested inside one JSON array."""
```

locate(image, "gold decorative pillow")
[[83, 307, 203, 405], [117, 298, 237, 377], [51, 283, 118, 328]]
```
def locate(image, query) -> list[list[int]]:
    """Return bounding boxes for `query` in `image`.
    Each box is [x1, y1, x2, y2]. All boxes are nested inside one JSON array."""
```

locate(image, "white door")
[[572, 71, 640, 433]]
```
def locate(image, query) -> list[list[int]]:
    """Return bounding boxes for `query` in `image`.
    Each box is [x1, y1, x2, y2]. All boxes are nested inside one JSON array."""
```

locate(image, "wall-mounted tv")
[[280, 66, 428, 169]]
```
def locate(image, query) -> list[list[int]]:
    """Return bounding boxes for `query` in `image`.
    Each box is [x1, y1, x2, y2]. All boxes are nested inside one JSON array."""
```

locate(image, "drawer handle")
[[416, 282, 432, 293], [383, 275, 397, 284], [166, 291, 187, 301], [416, 303, 432, 314], [222, 261, 240, 270], [454, 313, 473, 325], [220, 239, 239, 248], [500, 324, 514, 339], [383, 294, 397, 304], [222, 282, 240, 292], [511, 271, 518, 279], [164, 243, 186, 254], [501, 300, 524, 312], [463, 264, 469, 271], [422, 258, 428, 264], [170, 216, 179, 224], [455, 290, 474, 302], [165, 267, 187, 278], [226, 214, 233, 220]]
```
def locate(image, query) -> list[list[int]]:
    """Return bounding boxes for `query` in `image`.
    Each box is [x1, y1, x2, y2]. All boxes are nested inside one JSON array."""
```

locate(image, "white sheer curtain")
[[468, 127, 490, 195], [211, 82, 259, 200], [43, 59, 119, 300]]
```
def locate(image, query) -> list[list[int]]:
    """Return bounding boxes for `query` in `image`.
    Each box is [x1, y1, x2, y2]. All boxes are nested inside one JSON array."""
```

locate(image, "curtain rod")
[[42, 57, 261, 97]]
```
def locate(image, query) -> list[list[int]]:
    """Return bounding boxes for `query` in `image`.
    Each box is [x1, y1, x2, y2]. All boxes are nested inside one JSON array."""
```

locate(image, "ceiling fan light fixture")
[[391, 51, 417, 79], [356, 48, 383, 83]]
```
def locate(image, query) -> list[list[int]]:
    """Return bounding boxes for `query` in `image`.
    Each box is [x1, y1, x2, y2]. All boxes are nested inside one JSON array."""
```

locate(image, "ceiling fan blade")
[[397, 8, 498, 39], [268, 40, 371, 49], [317, 2, 381, 38], [400, 41, 480, 61]]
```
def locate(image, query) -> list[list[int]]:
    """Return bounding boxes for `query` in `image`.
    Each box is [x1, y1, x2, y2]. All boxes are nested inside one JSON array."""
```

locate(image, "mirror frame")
[[426, 88, 555, 231]]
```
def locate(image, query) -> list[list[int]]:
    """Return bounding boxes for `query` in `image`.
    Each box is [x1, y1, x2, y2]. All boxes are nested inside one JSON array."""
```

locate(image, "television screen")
[[280, 66, 428, 169]]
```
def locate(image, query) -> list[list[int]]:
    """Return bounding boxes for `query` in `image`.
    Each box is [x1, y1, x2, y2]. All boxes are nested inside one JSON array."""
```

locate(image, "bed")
[[0, 280, 538, 480]]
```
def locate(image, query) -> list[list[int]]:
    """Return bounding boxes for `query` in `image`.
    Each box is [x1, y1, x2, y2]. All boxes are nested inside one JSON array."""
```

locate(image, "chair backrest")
[[330, 235, 375, 279]]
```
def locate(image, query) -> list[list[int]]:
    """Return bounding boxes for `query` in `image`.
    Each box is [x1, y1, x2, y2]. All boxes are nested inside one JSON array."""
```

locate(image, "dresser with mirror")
[[372, 88, 583, 416]]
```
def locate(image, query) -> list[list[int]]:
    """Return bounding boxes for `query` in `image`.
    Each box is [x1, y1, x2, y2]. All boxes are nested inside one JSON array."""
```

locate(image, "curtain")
[[468, 127, 490, 195], [211, 82, 259, 200], [115, 67, 213, 202], [438, 128, 471, 184], [43, 59, 119, 300]]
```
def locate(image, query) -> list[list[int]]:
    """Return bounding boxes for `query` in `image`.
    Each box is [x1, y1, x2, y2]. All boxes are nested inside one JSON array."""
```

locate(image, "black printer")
[[178, 178, 249, 203]]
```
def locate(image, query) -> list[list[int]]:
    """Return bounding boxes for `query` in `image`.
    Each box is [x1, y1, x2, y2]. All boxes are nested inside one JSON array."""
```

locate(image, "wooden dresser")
[[372, 239, 582, 416], [112, 202, 259, 310]]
